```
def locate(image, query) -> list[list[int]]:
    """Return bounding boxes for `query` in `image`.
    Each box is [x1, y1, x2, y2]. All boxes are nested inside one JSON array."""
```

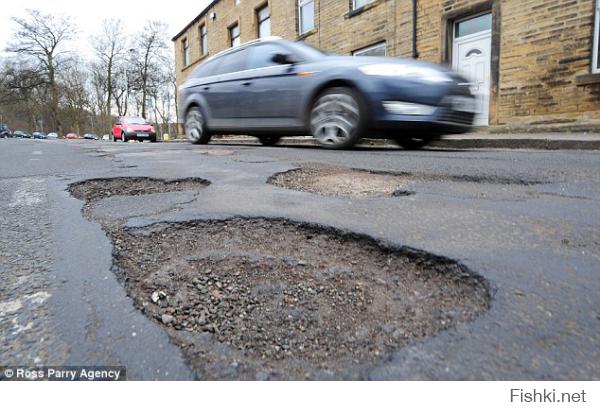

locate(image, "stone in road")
[[0, 138, 599, 380]]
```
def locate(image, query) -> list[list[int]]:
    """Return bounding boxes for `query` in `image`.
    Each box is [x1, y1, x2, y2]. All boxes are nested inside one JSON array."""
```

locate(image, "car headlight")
[[126, 127, 134, 133], [358, 63, 452, 83]]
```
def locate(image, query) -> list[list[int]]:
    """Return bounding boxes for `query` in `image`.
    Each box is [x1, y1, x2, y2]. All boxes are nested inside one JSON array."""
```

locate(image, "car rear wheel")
[[256, 135, 281, 146], [185, 106, 210, 145], [310, 87, 365, 149]]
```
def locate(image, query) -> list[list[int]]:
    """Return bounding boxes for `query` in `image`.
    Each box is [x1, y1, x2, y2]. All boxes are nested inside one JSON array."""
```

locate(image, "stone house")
[[172, 0, 600, 131]]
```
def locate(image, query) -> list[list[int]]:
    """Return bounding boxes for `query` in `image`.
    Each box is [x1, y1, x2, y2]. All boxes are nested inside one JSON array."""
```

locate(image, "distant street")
[[1, 138, 599, 380]]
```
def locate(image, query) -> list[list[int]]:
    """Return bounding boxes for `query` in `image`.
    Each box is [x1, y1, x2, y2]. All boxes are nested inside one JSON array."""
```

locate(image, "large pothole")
[[69, 178, 490, 380], [269, 164, 544, 198], [69, 177, 210, 202], [117, 219, 489, 380]]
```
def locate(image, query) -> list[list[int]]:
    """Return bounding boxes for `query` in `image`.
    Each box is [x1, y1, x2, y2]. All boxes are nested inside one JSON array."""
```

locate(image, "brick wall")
[[174, 0, 600, 131]]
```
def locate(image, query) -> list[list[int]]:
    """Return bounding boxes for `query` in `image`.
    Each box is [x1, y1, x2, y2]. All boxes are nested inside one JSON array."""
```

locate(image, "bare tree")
[[90, 19, 126, 128], [6, 9, 75, 135], [131, 21, 169, 119]]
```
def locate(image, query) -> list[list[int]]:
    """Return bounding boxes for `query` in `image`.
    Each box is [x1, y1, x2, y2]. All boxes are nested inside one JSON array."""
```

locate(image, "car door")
[[237, 43, 306, 124], [201, 48, 249, 126]]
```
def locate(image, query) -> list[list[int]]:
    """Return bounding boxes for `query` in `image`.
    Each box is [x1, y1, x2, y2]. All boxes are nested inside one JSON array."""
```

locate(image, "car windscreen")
[[289, 41, 329, 59], [125, 118, 148, 125]]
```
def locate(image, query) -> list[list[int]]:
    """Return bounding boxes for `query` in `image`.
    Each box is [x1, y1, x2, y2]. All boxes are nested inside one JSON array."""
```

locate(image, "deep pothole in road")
[[68, 178, 490, 380], [268, 164, 544, 198], [69, 177, 211, 203]]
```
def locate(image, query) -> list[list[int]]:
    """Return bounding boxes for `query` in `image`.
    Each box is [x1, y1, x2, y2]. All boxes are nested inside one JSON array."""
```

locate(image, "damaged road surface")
[[1, 138, 599, 380]]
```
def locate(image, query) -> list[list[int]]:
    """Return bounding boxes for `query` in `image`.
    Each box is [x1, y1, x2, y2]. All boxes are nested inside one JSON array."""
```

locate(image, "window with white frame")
[[182, 38, 190, 66], [352, 0, 375, 10], [594, 0, 600, 73], [257, 5, 271, 38], [199, 24, 207, 55], [299, 0, 315, 35], [230, 23, 240, 47], [353, 41, 386, 57]]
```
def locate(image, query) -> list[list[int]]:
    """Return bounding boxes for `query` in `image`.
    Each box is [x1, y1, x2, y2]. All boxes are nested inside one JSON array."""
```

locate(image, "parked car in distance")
[[32, 131, 48, 139], [13, 130, 31, 138], [65, 133, 81, 139], [83, 133, 98, 140], [47, 132, 58, 139], [112, 117, 156, 142], [0, 123, 12, 138], [180, 37, 476, 149]]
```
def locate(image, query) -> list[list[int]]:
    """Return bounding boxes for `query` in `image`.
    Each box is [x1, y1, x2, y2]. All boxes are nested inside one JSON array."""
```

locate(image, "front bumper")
[[360, 76, 477, 134], [124, 131, 157, 140]]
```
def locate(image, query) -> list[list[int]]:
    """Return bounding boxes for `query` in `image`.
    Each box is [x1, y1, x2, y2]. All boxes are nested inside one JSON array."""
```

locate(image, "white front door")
[[452, 14, 492, 126]]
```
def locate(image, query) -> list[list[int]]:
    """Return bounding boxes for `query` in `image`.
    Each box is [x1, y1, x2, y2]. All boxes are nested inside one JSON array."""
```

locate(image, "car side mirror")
[[272, 53, 296, 65]]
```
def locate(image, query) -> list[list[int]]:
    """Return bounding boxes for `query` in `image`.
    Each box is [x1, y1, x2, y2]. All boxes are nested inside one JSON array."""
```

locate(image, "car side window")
[[247, 43, 294, 70], [192, 58, 222, 78], [213, 48, 249, 75]]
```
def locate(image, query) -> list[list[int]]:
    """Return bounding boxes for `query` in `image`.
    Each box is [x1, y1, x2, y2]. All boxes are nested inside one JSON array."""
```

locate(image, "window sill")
[[576, 73, 600, 86], [345, 0, 382, 19], [297, 28, 318, 41]]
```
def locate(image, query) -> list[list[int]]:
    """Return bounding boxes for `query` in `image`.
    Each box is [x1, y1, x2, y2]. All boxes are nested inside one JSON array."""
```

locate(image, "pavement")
[[165, 132, 600, 150], [1, 138, 599, 380]]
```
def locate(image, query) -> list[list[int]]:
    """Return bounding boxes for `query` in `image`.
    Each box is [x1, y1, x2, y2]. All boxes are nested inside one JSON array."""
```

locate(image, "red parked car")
[[112, 116, 156, 142], [65, 133, 81, 139]]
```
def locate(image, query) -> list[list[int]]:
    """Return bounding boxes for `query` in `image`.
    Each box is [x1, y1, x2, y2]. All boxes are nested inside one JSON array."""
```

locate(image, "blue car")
[[179, 37, 476, 149]]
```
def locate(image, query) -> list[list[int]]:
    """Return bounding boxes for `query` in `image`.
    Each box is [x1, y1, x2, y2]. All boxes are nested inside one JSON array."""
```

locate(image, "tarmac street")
[[1, 138, 599, 380]]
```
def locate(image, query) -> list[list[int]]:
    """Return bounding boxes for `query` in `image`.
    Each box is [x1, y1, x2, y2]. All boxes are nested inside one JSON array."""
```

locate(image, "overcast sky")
[[0, 0, 211, 57]]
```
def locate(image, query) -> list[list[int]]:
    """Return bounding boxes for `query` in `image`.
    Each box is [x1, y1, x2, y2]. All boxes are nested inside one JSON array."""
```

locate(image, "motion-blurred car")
[[83, 133, 98, 140], [47, 132, 58, 139], [180, 37, 476, 149], [65, 133, 81, 139], [32, 132, 48, 139], [13, 130, 31, 138], [112, 117, 156, 142], [0, 123, 12, 138]]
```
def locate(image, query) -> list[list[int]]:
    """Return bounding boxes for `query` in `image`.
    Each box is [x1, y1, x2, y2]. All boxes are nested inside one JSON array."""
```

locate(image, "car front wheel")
[[310, 87, 365, 149], [185, 106, 210, 145]]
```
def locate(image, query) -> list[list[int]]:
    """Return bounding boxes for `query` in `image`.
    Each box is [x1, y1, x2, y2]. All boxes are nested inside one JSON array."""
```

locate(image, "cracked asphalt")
[[1, 138, 599, 380]]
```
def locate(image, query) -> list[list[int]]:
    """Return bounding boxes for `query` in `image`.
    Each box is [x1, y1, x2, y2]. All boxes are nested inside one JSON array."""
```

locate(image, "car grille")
[[436, 107, 474, 126]]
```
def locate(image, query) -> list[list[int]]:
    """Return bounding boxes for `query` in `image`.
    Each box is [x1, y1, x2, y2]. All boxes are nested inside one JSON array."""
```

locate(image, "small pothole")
[[269, 166, 413, 198], [69, 177, 210, 202], [269, 164, 544, 198], [113, 218, 490, 380]]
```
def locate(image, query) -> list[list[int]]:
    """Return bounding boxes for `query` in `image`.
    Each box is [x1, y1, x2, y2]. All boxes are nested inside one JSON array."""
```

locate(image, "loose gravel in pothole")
[[270, 166, 411, 198], [112, 218, 490, 380], [269, 164, 544, 198], [69, 177, 210, 202]]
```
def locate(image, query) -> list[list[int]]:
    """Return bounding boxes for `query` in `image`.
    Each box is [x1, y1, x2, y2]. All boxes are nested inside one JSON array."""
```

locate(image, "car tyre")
[[121, 132, 128, 143], [310, 87, 366, 149], [256, 135, 281, 146], [185, 106, 211, 145]]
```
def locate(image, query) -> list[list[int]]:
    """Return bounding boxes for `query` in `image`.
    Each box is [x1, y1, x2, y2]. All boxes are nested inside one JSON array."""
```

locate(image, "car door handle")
[[242, 81, 252, 86], [203, 86, 210, 91]]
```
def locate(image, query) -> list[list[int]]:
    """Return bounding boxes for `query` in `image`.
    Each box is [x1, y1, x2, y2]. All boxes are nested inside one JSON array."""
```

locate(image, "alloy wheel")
[[185, 108, 207, 144], [310, 92, 361, 148]]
